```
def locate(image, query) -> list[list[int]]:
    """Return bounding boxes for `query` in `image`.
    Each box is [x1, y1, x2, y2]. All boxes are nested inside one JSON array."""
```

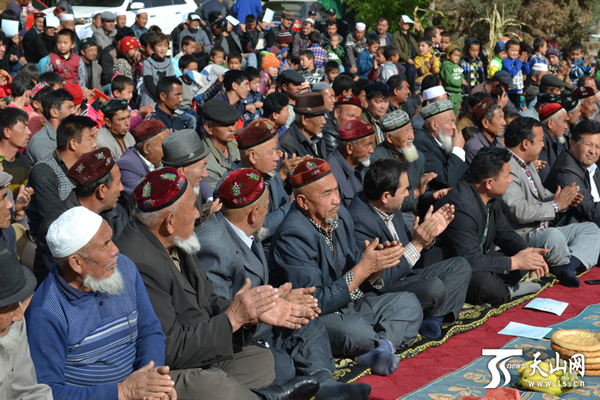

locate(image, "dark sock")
[[419, 316, 444, 339], [315, 379, 371, 400], [553, 256, 581, 287], [355, 346, 400, 376]]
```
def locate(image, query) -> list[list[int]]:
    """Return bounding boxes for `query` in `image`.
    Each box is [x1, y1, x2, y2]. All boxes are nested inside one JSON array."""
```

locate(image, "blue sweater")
[[26, 254, 166, 400], [570, 59, 593, 84], [502, 57, 530, 93], [357, 49, 374, 79]]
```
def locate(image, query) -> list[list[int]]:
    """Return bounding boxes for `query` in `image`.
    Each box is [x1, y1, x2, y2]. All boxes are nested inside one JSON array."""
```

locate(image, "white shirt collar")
[[225, 218, 254, 249], [136, 149, 156, 172], [588, 163, 597, 175]]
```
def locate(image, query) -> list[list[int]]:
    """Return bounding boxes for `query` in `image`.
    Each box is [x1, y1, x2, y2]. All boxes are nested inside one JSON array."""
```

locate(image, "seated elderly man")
[[117, 120, 169, 204], [270, 159, 423, 376], [202, 99, 242, 190], [538, 103, 569, 183], [371, 110, 450, 214], [413, 99, 469, 191], [322, 95, 364, 155], [279, 93, 328, 159], [464, 98, 506, 164], [348, 159, 471, 339], [198, 168, 370, 400], [326, 119, 374, 207], [546, 120, 600, 226], [33, 147, 127, 285], [213, 119, 304, 246], [25, 206, 175, 400], [96, 99, 134, 160], [501, 117, 600, 287], [0, 241, 53, 400], [575, 86, 597, 122], [435, 147, 550, 305], [116, 168, 320, 400]]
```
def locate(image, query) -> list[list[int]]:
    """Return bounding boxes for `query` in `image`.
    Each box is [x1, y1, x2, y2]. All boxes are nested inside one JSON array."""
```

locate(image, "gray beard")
[[400, 142, 419, 162], [557, 135, 566, 145], [438, 129, 453, 154], [316, 133, 323, 139], [193, 185, 200, 196], [174, 233, 202, 255], [254, 227, 270, 242], [325, 216, 338, 225], [361, 159, 371, 168], [83, 266, 124, 296], [0, 323, 21, 360]]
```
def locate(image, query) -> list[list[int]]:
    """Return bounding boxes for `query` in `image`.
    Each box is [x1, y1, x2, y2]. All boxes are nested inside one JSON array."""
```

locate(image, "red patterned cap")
[[574, 86, 596, 100], [134, 167, 188, 212], [539, 103, 563, 121], [339, 119, 374, 141], [119, 36, 141, 53], [33, 12, 46, 19], [289, 158, 331, 188], [237, 119, 277, 149], [64, 84, 83, 105], [132, 119, 166, 143], [68, 147, 115, 186], [53, 6, 66, 16], [471, 97, 494, 123], [335, 95, 362, 109], [219, 168, 266, 208]]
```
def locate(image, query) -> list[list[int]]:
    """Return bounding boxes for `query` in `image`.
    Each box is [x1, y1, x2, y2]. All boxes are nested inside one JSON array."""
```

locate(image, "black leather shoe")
[[254, 376, 320, 400]]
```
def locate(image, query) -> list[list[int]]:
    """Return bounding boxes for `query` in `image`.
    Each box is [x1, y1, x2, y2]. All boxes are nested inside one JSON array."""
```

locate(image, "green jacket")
[[440, 60, 463, 93], [393, 29, 421, 64], [325, 45, 345, 66]]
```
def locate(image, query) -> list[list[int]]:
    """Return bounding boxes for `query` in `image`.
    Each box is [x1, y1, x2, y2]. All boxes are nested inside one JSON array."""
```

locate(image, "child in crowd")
[[244, 67, 264, 124], [208, 46, 229, 68], [8, 75, 34, 113], [44, 29, 85, 89], [368, 46, 386, 82], [460, 37, 485, 94], [140, 32, 175, 107], [37, 72, 64, 90], [18, 64, 40, 85], [357, 34, 379, 79], [139, 32, 153, 60], [227, 52, 243, 70], [178, 55, 199, 130], [439, 31, 452, 53], [175, 36, 197, 61], [502, 39, 530, 109], [28, 82, 53, 135], [112, 75, 152, 130], [325, 33, 345, 71], [267, 31, 292, 63], [529, 38, 548, 69], [414, 36, 439, 93], [424, 25, 442, 58], [520, 42, 533, 62], [307, 31, 328, 70], [324, 61, 339, 84], [440, 44, 466, 116], [299, 50, 325, 87], [377, 45, 401, 83], [263, 91, 290, 136], [568, 42, 595, 85], [488, 40, 507, 78], [259, 52, 280, 95]]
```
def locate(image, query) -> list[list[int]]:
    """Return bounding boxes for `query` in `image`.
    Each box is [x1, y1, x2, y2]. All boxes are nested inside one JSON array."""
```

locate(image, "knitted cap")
[[261, 52, 280, 69]]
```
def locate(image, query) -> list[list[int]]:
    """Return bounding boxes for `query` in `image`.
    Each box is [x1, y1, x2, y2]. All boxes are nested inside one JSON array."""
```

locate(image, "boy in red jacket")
[[44, 29, 85, 90]]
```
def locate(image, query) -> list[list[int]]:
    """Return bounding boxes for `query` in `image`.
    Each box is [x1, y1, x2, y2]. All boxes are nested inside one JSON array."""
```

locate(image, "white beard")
[[193, 185, 200, 196], [557, 135, 567, 145], [316, 133, 323, 139], [400, 141, 420, 162], [325, 216, 339, 225], [438, 129, 454, 154], [0, 323, 21, 360], [361, 159, 371, 168], [83, 266, 124, 296], [174, 233, 202, 255], [254, 227, 270, 242]]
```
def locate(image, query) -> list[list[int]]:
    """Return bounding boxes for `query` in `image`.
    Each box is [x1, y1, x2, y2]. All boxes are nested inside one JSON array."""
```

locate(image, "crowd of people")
[[2, 0, 600, 399]]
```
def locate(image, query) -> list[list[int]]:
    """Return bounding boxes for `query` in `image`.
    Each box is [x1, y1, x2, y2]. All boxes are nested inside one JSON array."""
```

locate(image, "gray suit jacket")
[[501, 156, 557, 238], [83, 59, 102, 90], [464, 131, 504, 164], [326, 149, 366, 208], [92, 28, 114, 51]]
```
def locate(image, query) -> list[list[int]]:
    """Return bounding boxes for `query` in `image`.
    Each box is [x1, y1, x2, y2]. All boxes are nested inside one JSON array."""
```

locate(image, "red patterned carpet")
[[358, 267, 600, 400]]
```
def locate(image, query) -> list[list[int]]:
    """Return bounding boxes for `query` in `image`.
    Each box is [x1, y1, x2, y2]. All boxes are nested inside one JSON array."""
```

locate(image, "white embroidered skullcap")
[[47, 207, 103, 258], [532, 63, 548, 72], [136, 9, 148, 15], [355, 22, 365, 31], [422, 85, 447, 101], [60, 13, 74, 21], [115, 10, 127, 16], [46, 15, 60, 28]]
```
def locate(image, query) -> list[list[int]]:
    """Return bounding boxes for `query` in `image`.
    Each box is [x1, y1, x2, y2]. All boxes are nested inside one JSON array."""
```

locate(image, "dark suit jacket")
[[279, 122, 328, 159], [539, 126, 564, 184], [347, 193, 414, 291], [212, 160, 291, 242], [368, 30, 394, 48], [545, 150, 600, 225], [321, 114, 339, 156], [464, 131, 504, 164], [116, 218, 253, 370], [370, 142, 432, 213], [269, 203, 359, 315], [243, 28, 275, 53], [32, 191, 128, 285], [434, 178, 527, 275], [117, 147, 151, 204], [413, 128, 469, 191], [326, 149, 366, 208]]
